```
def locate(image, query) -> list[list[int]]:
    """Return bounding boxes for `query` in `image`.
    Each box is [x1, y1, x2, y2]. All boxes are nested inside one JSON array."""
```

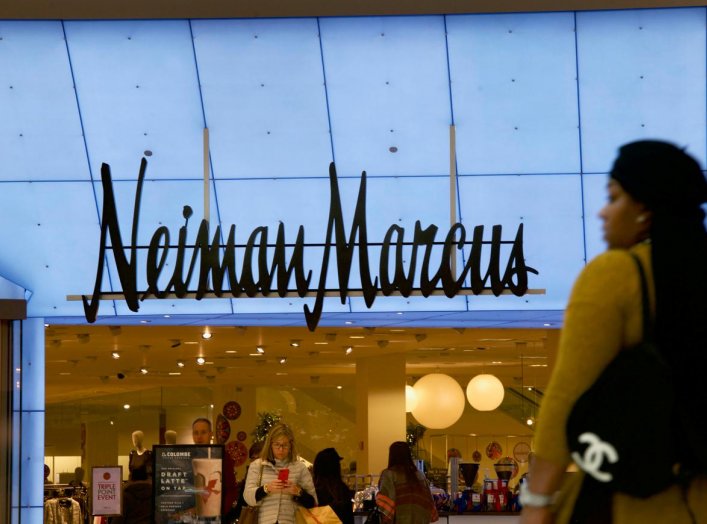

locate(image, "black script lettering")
[[380, 225, 412, 296], [83, 158, 539, 329], [264, 223, 312, 296], [303, 164, 378, 331], [145, 226, 170, 298], [164, 208, 201, 298], [82, 160, 145, 322], [501, 224, 537, 294], [416, 222, 440, 296], [439, 223, 466, 297]]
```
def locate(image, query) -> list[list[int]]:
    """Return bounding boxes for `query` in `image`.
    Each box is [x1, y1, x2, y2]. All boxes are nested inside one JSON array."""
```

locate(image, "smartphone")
[[278, 468, 289, 482]]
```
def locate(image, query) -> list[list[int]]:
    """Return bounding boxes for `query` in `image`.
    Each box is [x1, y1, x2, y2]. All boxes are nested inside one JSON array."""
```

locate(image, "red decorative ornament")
[[215, 414, 231, 444], [237, 431, 247, 442], [226, 441, 249, 467], [223, 401, 242, 420]]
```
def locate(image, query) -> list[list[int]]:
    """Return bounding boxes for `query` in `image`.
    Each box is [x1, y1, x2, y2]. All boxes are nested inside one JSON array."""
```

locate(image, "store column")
[[355, 354, 406, 477]]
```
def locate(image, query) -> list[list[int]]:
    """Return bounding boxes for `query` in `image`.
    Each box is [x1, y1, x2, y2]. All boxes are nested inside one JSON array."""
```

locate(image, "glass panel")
[[577, 8, 707, 171]]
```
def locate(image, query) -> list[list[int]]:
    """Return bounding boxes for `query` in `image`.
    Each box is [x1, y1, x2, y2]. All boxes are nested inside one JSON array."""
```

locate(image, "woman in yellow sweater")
[[521, 140, 707, 524]]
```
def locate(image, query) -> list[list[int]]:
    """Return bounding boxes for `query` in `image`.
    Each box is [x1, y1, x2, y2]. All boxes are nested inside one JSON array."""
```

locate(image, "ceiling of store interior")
[[45, 324, 555, 405]]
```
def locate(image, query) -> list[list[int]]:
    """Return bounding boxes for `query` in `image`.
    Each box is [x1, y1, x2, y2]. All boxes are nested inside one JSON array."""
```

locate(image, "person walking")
[[376, 441, 438, 523], [243, 423, 317, 524], [520, 140, 707, 524]]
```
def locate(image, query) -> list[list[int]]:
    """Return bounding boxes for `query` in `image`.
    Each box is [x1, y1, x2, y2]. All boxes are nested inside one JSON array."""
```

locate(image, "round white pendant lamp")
[[466, 374, 505, 411], [405, 385, 419, 413], [411, 373, 465, 428]]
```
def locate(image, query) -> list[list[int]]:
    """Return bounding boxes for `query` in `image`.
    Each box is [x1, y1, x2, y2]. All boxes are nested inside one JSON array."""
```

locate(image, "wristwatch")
[[519, 482, 555, 508]]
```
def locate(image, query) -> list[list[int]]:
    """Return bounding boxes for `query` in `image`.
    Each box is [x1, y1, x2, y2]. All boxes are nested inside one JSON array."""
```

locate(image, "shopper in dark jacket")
[[313, 447, 354, 524]]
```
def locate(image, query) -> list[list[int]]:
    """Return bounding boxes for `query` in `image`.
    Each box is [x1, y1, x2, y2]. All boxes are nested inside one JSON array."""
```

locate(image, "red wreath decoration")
[[226, 441, 248, 467], [223, 401, 242, 420], [215, 414, 231, 444]]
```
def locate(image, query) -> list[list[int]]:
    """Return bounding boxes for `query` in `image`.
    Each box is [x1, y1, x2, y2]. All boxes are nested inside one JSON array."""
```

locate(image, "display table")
[[355, 512, 520, 524]]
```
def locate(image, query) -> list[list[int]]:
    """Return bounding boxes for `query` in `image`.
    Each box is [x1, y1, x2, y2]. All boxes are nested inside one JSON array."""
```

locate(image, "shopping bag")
[[296, 505, 342, 524], [239, 505, 259, 524]]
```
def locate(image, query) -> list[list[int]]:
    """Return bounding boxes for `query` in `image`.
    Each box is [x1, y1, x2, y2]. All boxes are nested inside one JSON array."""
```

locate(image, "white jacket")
[[244, 458, 317, 524]]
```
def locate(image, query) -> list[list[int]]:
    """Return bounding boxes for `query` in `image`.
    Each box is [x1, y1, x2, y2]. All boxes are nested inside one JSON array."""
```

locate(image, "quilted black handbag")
[[566, 253, 676, 499]]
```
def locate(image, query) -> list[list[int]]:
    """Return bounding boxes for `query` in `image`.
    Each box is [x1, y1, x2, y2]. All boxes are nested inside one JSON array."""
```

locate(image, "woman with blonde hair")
[[244, 423, 317, 524]]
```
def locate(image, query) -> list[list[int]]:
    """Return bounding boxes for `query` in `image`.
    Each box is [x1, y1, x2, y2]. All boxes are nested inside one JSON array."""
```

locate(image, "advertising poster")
[[92, 466, 123, 516], [153, 444, 224, 524]]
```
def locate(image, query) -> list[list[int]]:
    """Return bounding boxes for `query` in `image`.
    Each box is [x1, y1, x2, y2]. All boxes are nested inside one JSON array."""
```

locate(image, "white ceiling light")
[[256, 346, 265, 354], [411, 373, 465, 429], [111, 352, 120, 359], [405, 385, 418, 412], [202, 328, 212, 340], [466, 374, 505, 411], [196, 357, 206, 365]]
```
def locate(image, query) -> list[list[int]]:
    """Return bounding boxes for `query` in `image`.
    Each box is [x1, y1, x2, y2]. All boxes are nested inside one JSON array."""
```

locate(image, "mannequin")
[[68, 467, 86, 488], [164, 430, 177, 445], [129, 430, 153, 481]]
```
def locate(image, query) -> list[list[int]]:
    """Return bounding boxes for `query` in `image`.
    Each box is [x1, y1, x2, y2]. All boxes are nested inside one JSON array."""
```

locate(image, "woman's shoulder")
[[574, 247, 644, 299], [249, 458, 267, 471]]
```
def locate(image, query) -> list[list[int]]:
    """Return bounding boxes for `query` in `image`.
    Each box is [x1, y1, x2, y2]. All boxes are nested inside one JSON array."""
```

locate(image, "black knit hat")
[[610, 140, 707, 214]]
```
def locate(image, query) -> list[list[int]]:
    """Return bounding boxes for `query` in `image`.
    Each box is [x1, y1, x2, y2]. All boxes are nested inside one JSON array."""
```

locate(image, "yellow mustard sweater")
[[534, 242, 706, 523]]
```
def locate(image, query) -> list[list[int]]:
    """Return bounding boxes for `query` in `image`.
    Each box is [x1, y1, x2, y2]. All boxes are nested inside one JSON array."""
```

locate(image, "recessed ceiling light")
[[279, 357, 287, 364], [256, 346, 265, 354], [140, 368, 148, 375], [196, 357, 206, 365], [202, 329, 212, 340], [123, 404, 131, 410], [290, 340, 300, 347], [177, 361, 185, 368], [345, 347, 353, 355], [111, 352, 120, 359], [345, 321, 353, 325]]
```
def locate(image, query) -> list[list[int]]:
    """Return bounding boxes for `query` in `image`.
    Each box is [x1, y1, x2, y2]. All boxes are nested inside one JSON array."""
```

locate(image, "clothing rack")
[[44, 484, 89, 524]]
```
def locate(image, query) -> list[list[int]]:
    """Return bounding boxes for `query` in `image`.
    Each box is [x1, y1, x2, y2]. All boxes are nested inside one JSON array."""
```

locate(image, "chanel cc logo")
[[570, 432, 619, 483]]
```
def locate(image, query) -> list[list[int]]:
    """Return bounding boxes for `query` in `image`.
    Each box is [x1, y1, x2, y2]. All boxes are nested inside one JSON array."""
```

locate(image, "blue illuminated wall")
[[0, 8, 705, 326]]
